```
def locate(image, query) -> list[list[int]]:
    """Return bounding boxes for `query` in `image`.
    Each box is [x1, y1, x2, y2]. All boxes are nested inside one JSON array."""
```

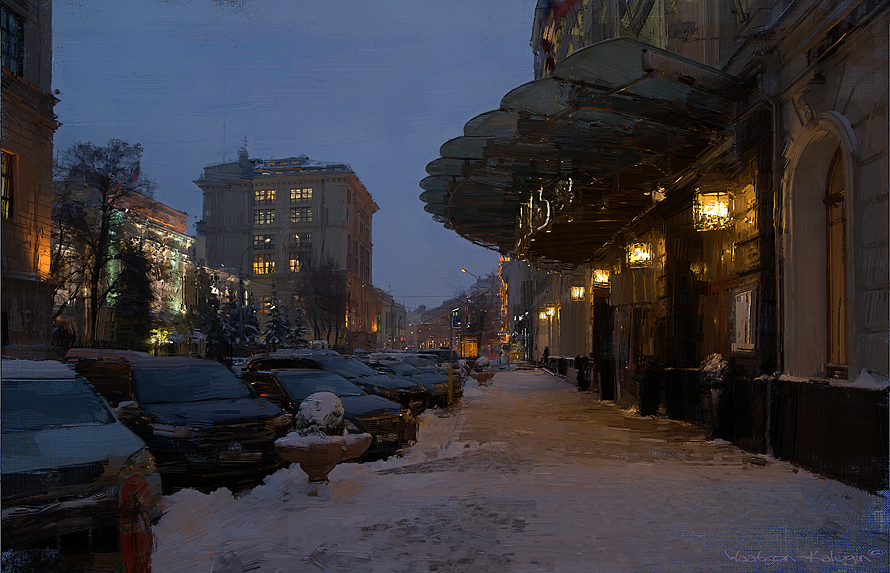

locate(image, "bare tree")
[[298, 258, 348, 348], [52, 139, 156, 344]]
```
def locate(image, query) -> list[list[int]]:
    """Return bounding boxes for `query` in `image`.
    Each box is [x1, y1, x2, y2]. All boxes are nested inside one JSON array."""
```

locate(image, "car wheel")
[[119, 474, 154, 572]]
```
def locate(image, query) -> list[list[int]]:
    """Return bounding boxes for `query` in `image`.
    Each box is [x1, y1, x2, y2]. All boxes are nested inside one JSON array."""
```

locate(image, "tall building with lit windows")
[[1, 0, 59, 356], [195, 149, 379, 351]]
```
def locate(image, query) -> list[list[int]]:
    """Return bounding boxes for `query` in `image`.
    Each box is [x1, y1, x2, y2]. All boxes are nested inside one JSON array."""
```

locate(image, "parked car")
[[417, 348, 462, 363], [242, 369, 417, 458], [2, 358, 162, 568], [371, 352, 464, 400], [72, 355, 293, 490], [369, 360, 456, 407], [243, 351, 429, 414]]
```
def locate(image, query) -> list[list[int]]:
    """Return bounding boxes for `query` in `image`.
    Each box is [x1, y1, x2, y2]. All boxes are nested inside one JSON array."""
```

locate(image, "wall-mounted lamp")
[[539, 310, 548, 320], [570, 286, 586, 301], [545, 305, 556, 317], [592, 269, 611, 286], [693, 189, 733, 231], [626, 242, 653, 268]]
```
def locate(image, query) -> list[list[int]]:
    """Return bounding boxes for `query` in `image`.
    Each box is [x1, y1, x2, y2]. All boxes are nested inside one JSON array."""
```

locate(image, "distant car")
[[2, 359, 162, 567], [242, 369, 417, 458], [243, 351, 429, 414], [371, 353, 464, 400], [417, 348, 462, 363], [369, 360, 455, 407], [73, 355, 293, 490]]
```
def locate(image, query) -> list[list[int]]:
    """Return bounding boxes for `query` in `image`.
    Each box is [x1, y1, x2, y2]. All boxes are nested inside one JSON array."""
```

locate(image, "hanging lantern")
[[693, 189, 733, 231], [592, 269, 611, 286], [545, 305, 556, 317], [626, 242, 653, 268], [570, 286, 586, 301]]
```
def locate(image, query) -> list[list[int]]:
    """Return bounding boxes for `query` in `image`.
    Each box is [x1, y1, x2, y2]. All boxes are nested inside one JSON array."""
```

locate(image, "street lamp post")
[[238, 237, 270, 347]]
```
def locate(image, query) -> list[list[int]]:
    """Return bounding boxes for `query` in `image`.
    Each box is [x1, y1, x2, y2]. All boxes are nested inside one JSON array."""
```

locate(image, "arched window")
[[825, 149, 847, 376]]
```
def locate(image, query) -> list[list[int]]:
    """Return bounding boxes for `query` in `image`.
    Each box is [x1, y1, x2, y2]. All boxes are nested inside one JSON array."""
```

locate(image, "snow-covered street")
[[153, 369, 888, 572]]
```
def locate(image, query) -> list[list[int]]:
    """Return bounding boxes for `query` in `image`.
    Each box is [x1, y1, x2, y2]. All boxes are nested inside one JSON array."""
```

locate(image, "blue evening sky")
[[52, 0, 538, 311]]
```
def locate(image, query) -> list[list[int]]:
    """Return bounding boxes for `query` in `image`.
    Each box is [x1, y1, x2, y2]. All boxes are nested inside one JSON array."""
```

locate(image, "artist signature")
[[725, 549, 884, 566]]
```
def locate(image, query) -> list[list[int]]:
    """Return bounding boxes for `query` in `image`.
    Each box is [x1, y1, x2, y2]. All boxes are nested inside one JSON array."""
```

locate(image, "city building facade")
[[423, 0, 889, 490], [196, 150, 379, 352], [1, 0, 58, 356]]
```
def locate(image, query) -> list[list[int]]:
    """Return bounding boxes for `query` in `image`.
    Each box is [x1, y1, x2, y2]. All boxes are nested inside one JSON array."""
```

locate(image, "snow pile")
[[847, 368, 890, 391], [294, 392, 345, 436]]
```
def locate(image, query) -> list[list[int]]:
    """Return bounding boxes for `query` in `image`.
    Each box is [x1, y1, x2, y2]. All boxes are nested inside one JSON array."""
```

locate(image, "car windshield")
[[387, 362, 421, 376], [403, 356, 436, 368], [2, 378, 115, 431], [134, 364, 250, 404], [276, 371, 364, 400], [318, 356, 378, 378]]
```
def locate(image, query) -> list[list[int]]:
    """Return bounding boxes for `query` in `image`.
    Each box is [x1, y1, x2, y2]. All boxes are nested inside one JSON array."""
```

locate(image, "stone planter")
[[469, 368, 495, 385], [275, 432, 372, 482]]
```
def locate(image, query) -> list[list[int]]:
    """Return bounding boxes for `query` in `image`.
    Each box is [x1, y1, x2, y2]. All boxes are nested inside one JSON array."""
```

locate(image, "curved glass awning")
[[420, 37, 744, 265]]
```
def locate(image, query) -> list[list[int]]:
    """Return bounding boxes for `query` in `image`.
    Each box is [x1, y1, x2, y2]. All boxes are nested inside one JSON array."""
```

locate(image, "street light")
[[460, 268, 479, 283]]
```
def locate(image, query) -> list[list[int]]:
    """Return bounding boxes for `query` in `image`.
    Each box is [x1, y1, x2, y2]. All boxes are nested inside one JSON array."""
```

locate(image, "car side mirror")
[[106, 391, 124, 408], [114, 400, 140, 420]]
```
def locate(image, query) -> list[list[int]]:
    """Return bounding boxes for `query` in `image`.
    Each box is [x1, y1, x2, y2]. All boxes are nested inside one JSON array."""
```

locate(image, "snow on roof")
[[1, 359, 77, 380]]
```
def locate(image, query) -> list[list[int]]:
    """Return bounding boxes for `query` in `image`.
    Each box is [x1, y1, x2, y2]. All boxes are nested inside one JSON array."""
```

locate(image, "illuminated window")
[[290, 188, 312, 202], [253, 234, 274, 249], [1, 150, 14, 219], [290, 232, 311, 248], [570, 286, 586, 301], [252, 253, 275, 275], [289, 252, 304, 272], [289, 207, 312, 223], [255, 189, 277, 204], [254, 209, 275, 225], [1, 7, 23, 77]]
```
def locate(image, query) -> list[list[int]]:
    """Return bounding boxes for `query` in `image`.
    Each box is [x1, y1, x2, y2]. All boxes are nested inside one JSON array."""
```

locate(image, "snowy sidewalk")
[[153, 370, 888, 573]]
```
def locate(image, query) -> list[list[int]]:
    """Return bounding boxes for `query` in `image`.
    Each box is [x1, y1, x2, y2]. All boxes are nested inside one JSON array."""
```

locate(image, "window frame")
[[252, 253, 275, 275], [290, 187, 313, 203], [254, 208, 276, 226], [1, 149, 15, 220], [1, 6, 24, 77], [254, 189, 277, 205], [289, 206, 312, 223]]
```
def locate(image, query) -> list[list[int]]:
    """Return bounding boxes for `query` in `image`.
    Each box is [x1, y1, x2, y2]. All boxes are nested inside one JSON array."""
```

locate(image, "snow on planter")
[[293, 391, 346, 436]]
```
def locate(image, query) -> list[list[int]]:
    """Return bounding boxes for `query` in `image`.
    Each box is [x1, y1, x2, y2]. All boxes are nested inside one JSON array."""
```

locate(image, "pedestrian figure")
[[542, 346, 550, 368], [575, 355, 590, 391]]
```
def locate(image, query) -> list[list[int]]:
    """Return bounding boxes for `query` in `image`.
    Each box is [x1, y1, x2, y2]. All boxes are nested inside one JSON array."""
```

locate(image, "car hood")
[[413, 372, 449, 384], [142, 397, 282, 426], [340, 394, 403, 417], [353, 374, 420, 390], [2, 422, 145, 474]]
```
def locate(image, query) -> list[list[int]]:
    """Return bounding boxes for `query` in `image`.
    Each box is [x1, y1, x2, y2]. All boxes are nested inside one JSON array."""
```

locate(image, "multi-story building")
[[195, 149, 379, 352], [52, 187, 194, 347], [1, 0, 58, 356], [422, 1, 889, 490], [374, 288, 407, 351]]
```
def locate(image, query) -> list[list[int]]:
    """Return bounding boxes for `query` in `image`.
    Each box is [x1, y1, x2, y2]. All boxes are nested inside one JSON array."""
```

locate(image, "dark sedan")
[[75, 356, 293, 491], [243, 352, 429, 414], [242, 369, 417, 458]]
